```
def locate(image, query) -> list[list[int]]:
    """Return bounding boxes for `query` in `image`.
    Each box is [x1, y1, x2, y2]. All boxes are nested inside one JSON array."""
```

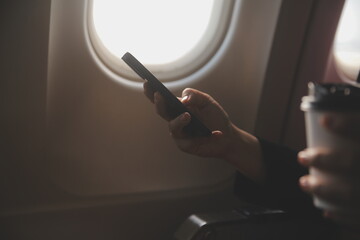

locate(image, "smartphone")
[[122, 52, 211, 137]]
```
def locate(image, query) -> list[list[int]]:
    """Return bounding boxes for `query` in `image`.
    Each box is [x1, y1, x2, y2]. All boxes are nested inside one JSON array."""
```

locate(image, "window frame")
[[332, 0, 360, 83], [87, 0, 235, 85]]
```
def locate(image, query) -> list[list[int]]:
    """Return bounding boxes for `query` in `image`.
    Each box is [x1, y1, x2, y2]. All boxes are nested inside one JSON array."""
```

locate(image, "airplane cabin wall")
[[281, 0, 344, 150], [0, 0, 345, 239], [0, 0, 50, 212], [0, 0, 278, 239], [255, 0, 345, 150]]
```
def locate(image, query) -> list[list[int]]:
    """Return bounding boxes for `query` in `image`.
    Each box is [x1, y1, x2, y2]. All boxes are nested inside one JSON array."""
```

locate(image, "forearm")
[[222, 124, 266, 184]]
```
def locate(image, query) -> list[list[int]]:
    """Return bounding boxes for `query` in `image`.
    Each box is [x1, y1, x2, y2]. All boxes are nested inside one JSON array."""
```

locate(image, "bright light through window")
[[92, 0, 215, 65], [334, 0, 360, 80]]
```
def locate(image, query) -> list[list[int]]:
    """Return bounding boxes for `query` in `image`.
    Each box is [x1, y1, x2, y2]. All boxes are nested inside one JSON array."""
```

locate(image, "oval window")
[[88, 0, 234, 83], [333, 0, 360, 82]]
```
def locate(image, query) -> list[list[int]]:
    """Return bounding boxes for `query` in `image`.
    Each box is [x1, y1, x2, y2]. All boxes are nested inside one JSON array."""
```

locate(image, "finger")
[[321, 113, 360, 142], [154, 92, 172, 121], [298, 147, 359, 173], [299, 174, 353, 205], [168, 112, 191, 138], [175, 130, 224, 157], [193, 131, 224, 155], [143, 81, 155, 103], [181, 88, 213, 109], [298, 148, 332, 168]]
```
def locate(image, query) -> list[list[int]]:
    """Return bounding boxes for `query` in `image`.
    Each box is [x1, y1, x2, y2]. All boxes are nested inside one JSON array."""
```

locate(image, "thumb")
[[181, 88, 213, 109]]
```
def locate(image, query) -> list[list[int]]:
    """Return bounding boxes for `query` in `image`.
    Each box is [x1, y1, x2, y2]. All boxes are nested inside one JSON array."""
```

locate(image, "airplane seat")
[[173, 205, 335, 240]]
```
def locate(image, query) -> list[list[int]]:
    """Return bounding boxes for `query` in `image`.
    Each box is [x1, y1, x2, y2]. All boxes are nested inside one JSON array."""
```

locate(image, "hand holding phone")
[[122, 52, 211, 137]]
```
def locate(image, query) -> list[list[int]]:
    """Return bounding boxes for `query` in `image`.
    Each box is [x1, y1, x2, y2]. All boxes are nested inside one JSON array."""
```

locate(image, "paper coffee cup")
[[301, 82, 360, 211]]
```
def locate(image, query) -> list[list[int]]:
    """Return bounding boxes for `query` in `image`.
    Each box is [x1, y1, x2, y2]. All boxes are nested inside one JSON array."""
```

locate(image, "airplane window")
[[88, 0, 234, 84], [333, 0, 360, 82]]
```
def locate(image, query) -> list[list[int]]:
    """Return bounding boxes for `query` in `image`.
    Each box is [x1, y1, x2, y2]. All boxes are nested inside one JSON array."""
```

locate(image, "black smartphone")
[[122, 52, 211, 137]]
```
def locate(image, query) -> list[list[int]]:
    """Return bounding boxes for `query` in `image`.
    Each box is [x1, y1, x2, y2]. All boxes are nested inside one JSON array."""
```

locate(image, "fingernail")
[[299, 176, 309, 188], [181, 95, 189, 103], [181, 112, 190, 122], [212, 131, 222, 137], [299, 175, 317, 191], [154, 92, 161, 102], [298, 150, 312, 166]]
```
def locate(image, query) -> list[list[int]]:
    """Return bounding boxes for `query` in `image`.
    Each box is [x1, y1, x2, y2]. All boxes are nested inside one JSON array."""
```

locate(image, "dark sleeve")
[[234, 138, 319, 215]]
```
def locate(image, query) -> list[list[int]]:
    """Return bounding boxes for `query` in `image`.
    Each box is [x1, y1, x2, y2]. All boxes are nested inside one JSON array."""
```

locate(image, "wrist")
[[223, 124, 266, 183]]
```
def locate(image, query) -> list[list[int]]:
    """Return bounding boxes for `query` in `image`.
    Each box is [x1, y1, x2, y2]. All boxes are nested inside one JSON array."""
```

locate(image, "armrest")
[[174, 206, 333, 240], [174, 206, 287, 240]]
